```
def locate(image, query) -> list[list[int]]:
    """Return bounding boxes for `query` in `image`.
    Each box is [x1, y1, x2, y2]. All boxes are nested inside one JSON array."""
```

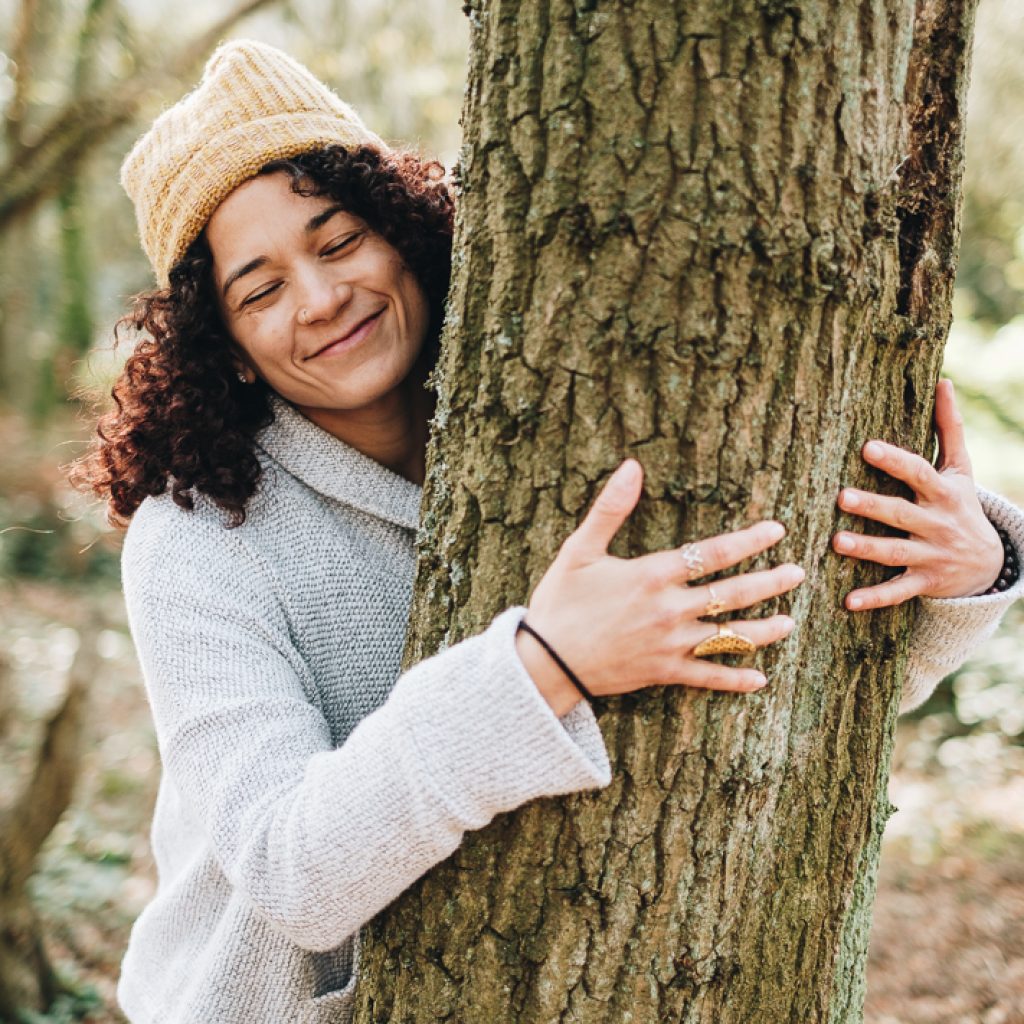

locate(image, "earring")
[[236, 370, 249, 384]]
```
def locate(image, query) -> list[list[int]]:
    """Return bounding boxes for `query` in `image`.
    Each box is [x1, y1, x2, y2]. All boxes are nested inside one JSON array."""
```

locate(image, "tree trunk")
[[355, 1, 976, 1021], [0, 625, 97, 1016]]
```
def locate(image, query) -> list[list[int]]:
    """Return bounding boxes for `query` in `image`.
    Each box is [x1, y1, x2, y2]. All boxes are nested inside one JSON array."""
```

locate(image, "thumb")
[[567, 459, 643, 562], [935, 378, 973, 475]]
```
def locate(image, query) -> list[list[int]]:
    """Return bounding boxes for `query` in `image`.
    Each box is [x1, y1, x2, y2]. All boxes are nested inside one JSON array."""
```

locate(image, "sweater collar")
[[255, 395, 423, 532]]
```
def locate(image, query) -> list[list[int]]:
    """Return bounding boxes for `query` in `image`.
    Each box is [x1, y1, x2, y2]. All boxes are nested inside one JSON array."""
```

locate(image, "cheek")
[[398, 271, 430, 334], [229, 316, 292, 369]]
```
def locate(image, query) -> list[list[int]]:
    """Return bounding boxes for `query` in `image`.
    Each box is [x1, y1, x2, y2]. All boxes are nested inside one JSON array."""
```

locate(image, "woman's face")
[[206, 171, 430, 418]]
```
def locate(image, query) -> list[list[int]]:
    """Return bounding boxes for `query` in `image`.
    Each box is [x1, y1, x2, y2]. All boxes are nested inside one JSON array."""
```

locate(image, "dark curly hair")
[[71, 145, 454, 526]]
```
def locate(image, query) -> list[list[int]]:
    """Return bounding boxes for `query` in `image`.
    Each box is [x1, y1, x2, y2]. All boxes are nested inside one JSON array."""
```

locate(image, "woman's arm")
[[122, 502, 610, 954]]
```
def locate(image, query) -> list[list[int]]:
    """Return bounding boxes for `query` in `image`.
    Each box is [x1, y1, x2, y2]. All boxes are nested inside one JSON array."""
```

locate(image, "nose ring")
[[299, 308, 310, 326]]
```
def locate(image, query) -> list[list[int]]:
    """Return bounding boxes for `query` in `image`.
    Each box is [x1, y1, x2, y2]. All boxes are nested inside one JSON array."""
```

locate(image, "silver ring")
[[679, 542, 705, 582]]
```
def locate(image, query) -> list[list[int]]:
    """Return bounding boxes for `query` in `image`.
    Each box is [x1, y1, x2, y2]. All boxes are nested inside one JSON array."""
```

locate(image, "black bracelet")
[[983, 526, 1019, 595], [516, 620, 596, 702]]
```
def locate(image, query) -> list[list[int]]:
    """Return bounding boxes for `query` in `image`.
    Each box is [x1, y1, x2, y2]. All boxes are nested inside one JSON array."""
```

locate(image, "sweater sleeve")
[[122, 503, 611, 953], [899, 485, 1024, 714]]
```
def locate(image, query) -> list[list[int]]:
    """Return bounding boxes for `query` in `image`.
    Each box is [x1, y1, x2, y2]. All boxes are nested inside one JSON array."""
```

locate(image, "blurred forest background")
[[0, 1, 1021, 1021]]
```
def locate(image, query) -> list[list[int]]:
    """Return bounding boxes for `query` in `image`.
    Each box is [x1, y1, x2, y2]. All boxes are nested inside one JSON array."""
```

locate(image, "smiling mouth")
[[309, 308, 385, 359]]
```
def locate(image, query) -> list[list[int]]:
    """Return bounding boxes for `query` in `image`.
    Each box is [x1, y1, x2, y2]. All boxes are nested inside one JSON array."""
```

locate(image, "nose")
[[294, 263, 353, 326]]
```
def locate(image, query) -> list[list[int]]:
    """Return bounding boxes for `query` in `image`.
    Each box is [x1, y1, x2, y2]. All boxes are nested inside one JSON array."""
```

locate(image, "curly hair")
[[72, 145, 454, 527]]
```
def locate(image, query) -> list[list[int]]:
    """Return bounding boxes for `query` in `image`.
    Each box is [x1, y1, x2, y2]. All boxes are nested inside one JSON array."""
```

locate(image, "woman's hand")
[[832, 378, 1004, 612], [517, 459, 805, 714]]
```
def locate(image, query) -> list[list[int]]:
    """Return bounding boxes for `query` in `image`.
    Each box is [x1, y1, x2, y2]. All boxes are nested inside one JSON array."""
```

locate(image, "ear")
[[228, 346, 257, 384]]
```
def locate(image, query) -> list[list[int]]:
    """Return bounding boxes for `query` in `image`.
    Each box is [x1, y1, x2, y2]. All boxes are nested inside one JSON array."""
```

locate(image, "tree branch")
[[0, 0, 282, 232], [4, 0, 42, 151]]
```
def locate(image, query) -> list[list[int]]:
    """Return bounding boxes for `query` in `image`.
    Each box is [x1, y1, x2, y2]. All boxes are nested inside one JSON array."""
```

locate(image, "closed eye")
[[241, 282, 281, 307], [322, 231, 364, 257]]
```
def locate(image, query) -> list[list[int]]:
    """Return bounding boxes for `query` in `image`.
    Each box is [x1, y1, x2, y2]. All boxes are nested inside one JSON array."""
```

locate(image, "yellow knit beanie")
[[120, 39, 387, 288]]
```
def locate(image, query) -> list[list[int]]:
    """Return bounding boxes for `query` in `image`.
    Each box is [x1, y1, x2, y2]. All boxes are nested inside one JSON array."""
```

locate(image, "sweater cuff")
[[901, 485, 1024, 713], [389, 606, 612, 831]]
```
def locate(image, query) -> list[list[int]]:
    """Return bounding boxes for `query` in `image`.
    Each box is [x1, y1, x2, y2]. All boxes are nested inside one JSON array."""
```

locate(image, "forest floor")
[[2, 579, 1022, 1024]]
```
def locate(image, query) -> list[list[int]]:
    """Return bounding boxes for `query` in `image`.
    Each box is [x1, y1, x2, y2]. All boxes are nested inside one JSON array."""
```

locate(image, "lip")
[[308, 308, 385, 359]]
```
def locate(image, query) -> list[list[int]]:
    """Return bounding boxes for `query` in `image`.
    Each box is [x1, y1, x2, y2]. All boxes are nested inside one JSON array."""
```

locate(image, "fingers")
[[640, 519, 787, 588], [683, 563, 805, 616], [565, 460, 643, 563], [845, 571, 926, 611], [860, 439, 948, 503], [670, 658, 769, 693], [666, 614, 797, 693], [934, 378, 973, 474], [690, 613, 796, 651], [837, 488, 932, 534], [833, 530, 923, 568]]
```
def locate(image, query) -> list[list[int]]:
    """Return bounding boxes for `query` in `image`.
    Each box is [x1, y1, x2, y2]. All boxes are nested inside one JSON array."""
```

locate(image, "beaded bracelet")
[[983, 526, 1019, 595], [516, 620, 596, 702]]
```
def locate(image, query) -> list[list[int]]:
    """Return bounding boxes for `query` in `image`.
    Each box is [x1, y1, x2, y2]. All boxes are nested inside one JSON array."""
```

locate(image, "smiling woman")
[[73, 142, 453, 522], [66, 37, 1024, 1024], [208, 172, 433, 480]]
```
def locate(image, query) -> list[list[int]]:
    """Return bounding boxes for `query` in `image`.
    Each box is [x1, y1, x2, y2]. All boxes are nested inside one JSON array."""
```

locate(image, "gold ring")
[[703, 584, 726, 617], [679, 542, 705, 581], [692, 625, 756, 657]]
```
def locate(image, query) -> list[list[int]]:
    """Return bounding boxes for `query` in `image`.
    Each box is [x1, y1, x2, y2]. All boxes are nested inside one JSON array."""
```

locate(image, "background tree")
[[355, 1, 978, 1021], [0, 622, 97, 1016]]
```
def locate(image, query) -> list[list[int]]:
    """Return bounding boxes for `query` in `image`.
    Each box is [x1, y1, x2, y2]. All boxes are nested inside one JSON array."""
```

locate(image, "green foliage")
[[14, 986, 102, 1024], [957, 0, 1024, 327], [942, 318, 1024, 500]]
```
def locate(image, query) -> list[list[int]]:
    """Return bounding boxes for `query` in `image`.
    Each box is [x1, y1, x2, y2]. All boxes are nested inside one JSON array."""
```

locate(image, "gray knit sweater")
[[116, 396, 1024, 1024]]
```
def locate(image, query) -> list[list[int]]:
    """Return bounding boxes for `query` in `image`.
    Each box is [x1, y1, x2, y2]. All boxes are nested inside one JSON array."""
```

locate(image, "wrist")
[[514, 629, 584, 717], [978, 525, 1019, 596]]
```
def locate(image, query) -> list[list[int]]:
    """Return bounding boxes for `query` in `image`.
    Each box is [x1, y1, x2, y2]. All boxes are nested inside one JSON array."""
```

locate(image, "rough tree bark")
[[354, 1, 976, 1021]]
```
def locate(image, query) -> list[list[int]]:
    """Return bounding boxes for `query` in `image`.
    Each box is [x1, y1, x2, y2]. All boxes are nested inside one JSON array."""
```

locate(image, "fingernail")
[[616, 460, 639, 487], [781, 616, 796, 631], [766, 521, 785, 541], [848, 595, 863, 610], [787, 565, 805, 583], [835, 534, 853, 553], [841, 490, 859, 508], [864, 442, 883, 460], [753, 673, 768, 687]]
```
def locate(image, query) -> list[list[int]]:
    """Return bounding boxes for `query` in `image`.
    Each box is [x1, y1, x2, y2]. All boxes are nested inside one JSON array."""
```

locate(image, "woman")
[[75, 39, 1023, 1024]]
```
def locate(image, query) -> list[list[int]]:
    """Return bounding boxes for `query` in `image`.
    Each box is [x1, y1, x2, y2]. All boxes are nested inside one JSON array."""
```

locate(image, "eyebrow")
[[221, 204, 349, 300], [222, 256, 269, 300], [305, 204, 347, 234]]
